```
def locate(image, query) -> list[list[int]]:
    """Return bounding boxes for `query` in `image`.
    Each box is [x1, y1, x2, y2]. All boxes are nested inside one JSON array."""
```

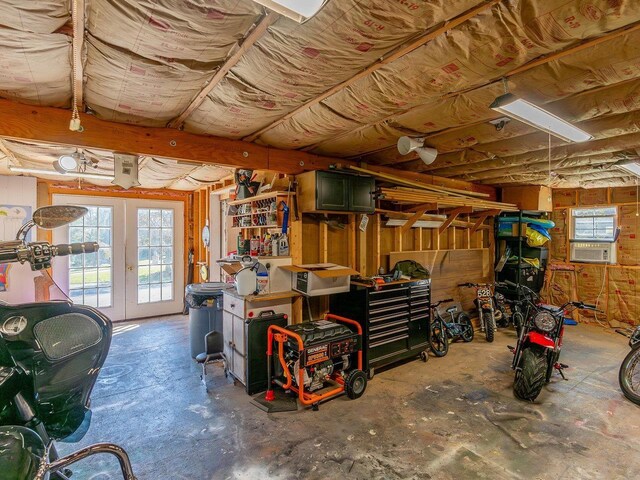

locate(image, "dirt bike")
[[0, 205, 136, 479], [458, 282, 503, 342], [505, 280, 597, 401], [428, 299, 474, 357], [617, 326, 640, 405]]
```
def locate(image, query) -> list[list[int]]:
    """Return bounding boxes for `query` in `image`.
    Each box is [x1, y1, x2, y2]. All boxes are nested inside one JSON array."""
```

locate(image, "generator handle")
[[324, 314, 363, 372]]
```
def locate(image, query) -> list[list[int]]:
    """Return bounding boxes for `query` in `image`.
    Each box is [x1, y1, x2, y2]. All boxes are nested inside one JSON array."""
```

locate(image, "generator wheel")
[[345, 369, 367, 399]]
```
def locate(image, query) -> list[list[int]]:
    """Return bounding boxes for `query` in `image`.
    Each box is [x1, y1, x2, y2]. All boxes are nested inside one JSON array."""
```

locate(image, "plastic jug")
[[235, 256, 257, 296]]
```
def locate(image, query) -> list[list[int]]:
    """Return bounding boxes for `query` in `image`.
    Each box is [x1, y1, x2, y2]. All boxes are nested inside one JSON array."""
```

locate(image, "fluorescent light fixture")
[[53, 153, 78, 173], [252, 0, 326, 22], [385, 219, 444, 229], [616, 160, 640, 177], [397, 136, 439, 165], [9, 165, 115, 181], [490, 93, 593, 143]]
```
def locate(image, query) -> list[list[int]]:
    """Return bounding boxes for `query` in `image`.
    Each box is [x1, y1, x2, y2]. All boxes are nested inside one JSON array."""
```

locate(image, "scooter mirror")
[[33, 205, 88, 230]]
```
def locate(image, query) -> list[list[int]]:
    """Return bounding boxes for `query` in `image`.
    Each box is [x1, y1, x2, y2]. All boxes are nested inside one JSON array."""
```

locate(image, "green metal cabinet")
[[315, 171, 375, 213]]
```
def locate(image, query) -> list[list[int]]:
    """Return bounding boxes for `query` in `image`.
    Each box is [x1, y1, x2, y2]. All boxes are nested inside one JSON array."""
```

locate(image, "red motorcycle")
[[505, 281, 597, 401]]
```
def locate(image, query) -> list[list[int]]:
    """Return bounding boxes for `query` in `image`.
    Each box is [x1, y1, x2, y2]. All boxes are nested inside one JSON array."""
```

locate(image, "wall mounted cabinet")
[[297, 170, 375, 213]]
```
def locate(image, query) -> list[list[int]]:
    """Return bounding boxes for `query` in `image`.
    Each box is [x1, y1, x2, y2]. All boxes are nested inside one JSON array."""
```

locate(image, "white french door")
[[52, 195, 184, 321]]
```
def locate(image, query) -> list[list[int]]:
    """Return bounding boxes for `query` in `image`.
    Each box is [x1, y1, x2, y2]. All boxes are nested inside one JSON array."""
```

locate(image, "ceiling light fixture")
[[9, 165, 115, 181], [616, 160, 640, 177], [490, 93, 593, 143], [53, 153, 79, 173], [397, 136, 438, 165], [251, 0, 327, 23]]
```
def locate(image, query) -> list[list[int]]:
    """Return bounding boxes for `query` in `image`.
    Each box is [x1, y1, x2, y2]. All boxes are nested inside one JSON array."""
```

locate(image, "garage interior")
[[0, 1, 639, 479]]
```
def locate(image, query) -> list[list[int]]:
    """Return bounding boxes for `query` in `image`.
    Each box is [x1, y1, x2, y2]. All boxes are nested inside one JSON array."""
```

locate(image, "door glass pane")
[[137, 208, 174, 303], [68, 206, 113, 308]]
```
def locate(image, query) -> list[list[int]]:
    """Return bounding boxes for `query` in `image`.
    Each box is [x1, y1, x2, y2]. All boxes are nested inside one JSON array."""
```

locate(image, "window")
[[571, 207, 617, 241], [68, 206, 113, 308], [137, 208, 174, 304]]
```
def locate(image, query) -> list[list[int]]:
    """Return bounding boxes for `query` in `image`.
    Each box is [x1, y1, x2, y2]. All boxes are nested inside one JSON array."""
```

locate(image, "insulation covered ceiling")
[[1, 0, 640, 189]]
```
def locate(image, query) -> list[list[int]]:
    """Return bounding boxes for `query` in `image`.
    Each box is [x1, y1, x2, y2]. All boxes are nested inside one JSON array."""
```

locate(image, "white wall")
[[0, 176, 38, 304]]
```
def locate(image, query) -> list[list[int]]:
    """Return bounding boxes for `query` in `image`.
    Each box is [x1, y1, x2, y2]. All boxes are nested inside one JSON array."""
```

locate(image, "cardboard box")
[[218, 256, 293, 293], [502, 186, 553, 211], [280, 263, 358, 296]]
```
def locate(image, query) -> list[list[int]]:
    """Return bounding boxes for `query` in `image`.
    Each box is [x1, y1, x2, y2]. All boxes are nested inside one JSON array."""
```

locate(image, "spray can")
[[250, 236, 259, 257]]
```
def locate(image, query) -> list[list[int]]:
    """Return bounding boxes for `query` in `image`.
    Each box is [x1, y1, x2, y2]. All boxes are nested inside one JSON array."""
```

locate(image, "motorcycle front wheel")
[[514, 346, 547, 401], [512, 311, 524, 338], [457, 313, 474, 342], [429, 319, 449, 357], [619, 345, 640, 405], [483, 312, 495, 342]]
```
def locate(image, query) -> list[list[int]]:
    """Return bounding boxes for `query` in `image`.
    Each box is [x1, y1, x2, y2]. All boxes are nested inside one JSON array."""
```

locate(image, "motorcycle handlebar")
[[54, 242, 99, 256], [0, 241, 99, 269]]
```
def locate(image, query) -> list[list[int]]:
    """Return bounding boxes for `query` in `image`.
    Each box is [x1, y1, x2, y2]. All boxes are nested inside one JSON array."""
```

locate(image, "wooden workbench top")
[[224, 289, 300, 303]]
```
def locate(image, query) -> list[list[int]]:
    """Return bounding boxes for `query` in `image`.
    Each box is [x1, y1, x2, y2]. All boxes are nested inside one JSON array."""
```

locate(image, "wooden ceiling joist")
[[167, 12, 279, 129], [0, 98, 496, 197], [356, 21, 640, 167], [242, 0, 500, 142], [0, 98, 342, 174]]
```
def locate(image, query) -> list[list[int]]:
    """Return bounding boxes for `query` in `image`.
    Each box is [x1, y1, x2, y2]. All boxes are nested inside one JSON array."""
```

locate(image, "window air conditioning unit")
[[570, 241, 616, 264]]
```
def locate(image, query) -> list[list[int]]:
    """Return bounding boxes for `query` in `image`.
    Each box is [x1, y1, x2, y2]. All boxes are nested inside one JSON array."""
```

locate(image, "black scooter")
[[0, 205, 136, 479]]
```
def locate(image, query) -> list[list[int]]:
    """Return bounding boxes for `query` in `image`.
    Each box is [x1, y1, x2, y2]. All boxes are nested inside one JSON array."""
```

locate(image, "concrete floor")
[[59, 315, 640, 480]]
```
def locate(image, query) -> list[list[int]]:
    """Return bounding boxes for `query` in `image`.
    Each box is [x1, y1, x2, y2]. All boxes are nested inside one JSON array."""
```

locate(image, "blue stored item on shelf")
[[498, 216, 555, 228]]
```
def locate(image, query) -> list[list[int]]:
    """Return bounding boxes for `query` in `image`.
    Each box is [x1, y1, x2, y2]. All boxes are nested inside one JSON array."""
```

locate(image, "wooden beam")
[[242, 0, 500, 142], [438, 207, 472, 234], [358, 20, 640, 167], [167, 13, 278, 128], [0, 98, 345, 174], [469, 209, 500, 235], [401, 209, 428, 233], [405, 203, 438, 213], [71, 0, 85, 108]]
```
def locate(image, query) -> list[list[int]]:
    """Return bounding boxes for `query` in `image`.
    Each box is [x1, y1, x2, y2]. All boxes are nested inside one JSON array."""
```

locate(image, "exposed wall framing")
[[547, 186, 639, 326]]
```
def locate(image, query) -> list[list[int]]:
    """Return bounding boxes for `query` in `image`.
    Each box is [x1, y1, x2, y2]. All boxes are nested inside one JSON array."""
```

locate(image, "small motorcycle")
[[429, 299, 474, 357], [505, 281, 597, 401], [0, 205, 136, 479], [458, 282, 501, 342], [617, 326, 640, 405]]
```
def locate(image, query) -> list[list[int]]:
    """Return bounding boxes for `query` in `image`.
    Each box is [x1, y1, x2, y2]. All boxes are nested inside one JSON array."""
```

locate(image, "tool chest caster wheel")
[[345, 369, 367, 399], [367, 368, 375, 380], [420, 351, 429, 363], [312, 403, 319, 411]]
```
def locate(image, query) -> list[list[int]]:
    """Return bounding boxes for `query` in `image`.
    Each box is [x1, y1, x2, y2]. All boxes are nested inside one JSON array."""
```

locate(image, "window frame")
[[570, 206, 618, 242]]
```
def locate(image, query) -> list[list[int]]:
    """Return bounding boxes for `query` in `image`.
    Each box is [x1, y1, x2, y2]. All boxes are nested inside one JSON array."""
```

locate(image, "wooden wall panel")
[[389, 248, 491, 313], [548, 186, 640, 326]]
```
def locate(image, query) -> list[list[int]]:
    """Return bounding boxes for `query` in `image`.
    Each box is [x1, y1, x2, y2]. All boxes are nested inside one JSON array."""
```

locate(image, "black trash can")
[[185, 282, 227, 359]]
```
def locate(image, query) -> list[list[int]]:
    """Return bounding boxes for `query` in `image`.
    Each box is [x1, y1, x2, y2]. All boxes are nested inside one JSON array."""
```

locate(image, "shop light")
[[8, 165, 115, 181], [616, 160, 640, 177], [490, 93, 592, 143], [252, 0, 326, 22], [53, 153, 79, 173]]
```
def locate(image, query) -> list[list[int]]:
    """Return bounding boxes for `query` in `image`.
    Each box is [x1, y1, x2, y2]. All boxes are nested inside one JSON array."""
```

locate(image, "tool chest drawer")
[[329, 279, 431, 372]]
